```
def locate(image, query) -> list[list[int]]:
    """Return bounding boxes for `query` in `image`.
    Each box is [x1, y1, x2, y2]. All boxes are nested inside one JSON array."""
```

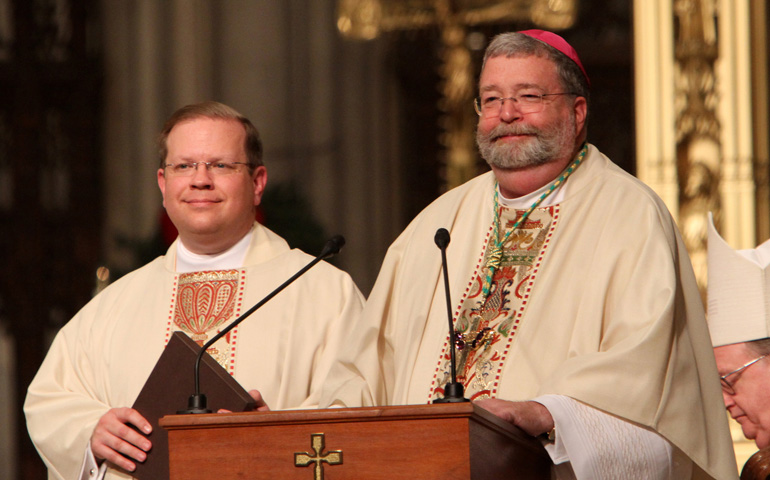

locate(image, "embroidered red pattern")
[[166, 270, 245, 375], [430, 205, 559, 402]]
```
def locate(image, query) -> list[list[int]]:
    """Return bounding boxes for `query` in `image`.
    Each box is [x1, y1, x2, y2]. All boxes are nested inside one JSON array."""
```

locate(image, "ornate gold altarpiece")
[[635, 0, 770, 302], [336, 0, 579, 189]]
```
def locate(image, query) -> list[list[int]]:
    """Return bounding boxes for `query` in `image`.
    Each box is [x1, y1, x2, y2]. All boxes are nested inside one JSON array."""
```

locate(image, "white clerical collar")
[[176, 227, 253, 273], [497, 176, 568, 208]]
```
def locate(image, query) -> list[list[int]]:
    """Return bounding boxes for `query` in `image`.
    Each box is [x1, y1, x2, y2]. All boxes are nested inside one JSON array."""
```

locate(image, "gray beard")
[[476, 117, 575, 170]]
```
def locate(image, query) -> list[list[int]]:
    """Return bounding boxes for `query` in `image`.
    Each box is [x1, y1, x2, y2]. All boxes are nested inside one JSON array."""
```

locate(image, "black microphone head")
[[434, 228, 450, 249], [320, 235, 346, 258]]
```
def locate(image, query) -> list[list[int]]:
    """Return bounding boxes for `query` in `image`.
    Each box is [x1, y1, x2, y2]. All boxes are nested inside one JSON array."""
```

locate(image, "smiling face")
[[475, 55, 585, 171], [157, 117, 267, 254], [714, 342, 770, 448]]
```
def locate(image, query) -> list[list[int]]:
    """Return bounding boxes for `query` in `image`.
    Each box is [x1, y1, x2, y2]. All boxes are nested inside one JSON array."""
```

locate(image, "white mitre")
[[707, 212, 770, 347]]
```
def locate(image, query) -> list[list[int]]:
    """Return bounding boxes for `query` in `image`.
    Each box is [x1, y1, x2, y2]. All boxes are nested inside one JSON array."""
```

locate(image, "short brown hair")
[[157, 101, 263, 171]]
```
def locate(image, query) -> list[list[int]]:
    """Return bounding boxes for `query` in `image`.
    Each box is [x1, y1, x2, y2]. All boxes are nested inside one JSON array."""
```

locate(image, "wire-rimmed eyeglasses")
[[473, 92, 577, 117], [720, 353, 768, 395], [164, 161, 249, 177]]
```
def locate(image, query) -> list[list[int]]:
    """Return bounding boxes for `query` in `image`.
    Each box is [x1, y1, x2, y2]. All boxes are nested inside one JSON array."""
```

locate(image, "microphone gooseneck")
[[432, 228, 469, 404], [179, 235, 346, 414]]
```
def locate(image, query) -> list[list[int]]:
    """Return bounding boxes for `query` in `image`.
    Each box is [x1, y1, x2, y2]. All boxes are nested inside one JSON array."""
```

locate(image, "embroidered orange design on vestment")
[[171, 270, 244, 372]]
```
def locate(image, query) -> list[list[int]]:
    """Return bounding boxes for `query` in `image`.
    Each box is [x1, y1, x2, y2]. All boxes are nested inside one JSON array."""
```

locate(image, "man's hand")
[[249, 389, 270, 411], [474, 399, 553, 437], [216, 389, 271, 413], [90, 407, 152, 472]]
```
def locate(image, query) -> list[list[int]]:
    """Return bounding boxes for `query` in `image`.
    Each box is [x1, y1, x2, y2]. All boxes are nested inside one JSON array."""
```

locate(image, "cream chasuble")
[[25, 223, 364, 480], [320, 145, 736, 480]]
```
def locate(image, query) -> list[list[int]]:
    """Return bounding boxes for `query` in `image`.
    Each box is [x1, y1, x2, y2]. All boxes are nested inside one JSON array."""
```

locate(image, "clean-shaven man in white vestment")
[[24, 102, 364, 480], [319, 31, 736, 479], [708, 214, 770, 452]]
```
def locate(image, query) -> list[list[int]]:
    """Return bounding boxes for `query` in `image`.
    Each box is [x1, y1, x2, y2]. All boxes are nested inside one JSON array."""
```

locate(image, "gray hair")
[[482, 32, 590, 105], [746, 338, 770, 356]]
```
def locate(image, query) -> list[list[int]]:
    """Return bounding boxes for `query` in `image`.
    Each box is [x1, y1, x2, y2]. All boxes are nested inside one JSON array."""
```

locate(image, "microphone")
[[432, 228, 469, 404], [179, 235, 346, 414]]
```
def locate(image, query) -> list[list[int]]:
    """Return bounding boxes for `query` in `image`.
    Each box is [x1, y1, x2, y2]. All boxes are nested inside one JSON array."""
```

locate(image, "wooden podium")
[[160, 403, 551, 479]]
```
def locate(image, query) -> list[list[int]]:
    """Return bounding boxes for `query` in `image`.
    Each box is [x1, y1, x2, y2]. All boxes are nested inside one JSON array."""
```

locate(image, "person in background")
[[708, 212, 770, 450]]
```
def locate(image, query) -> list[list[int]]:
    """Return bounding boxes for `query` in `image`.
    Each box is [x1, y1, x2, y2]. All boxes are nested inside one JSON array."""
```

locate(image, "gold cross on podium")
[[294, 433, 343, 480]]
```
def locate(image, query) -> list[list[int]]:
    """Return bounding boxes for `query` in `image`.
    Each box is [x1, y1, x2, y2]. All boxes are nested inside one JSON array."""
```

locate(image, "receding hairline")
[[158, 101, 264, 170], [166, 115, 246, 134]]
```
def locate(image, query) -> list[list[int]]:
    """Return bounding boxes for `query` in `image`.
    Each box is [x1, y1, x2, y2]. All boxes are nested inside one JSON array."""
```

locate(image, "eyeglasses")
[[164, 161, 249, 176], [474, 92, 577, 117], [720, 354, 768, 395]]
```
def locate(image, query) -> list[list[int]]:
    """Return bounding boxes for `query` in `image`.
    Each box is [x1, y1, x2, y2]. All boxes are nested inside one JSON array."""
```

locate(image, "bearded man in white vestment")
[[319, 31, 736, 479], [24, 102, 364, 480]]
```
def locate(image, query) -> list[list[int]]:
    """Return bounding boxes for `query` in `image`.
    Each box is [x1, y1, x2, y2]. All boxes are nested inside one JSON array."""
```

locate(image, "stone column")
[[633, 0, 679, 213], [716, 0, 756, 249]]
